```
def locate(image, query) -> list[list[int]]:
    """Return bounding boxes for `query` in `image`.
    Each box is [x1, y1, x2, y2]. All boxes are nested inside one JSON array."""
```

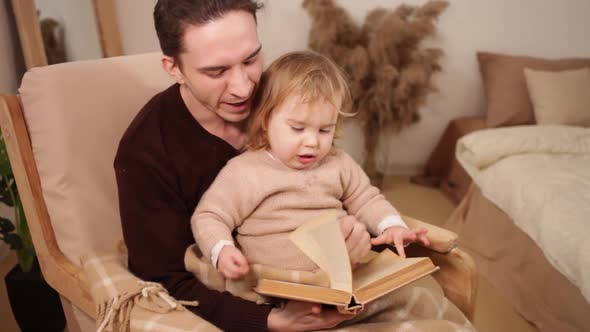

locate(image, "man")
[[114, 1, 370, 330]]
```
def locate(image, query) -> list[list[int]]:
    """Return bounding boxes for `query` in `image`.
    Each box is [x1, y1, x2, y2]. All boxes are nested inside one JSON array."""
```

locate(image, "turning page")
[[289, 210, 352, 292]]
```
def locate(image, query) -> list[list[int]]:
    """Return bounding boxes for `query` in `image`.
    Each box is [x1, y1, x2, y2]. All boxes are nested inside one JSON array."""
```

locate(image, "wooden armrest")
[[402, 215, 457, 253], [407, 246, 478, 321], [400, 214, 478, 320]]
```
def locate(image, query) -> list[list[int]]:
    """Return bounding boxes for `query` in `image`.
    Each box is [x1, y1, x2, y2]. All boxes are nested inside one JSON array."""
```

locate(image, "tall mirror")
[[11, 0, 122, 69]]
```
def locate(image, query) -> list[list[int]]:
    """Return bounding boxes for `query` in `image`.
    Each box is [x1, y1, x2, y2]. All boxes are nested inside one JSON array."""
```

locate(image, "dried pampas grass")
[[303, 0, 448, 186]]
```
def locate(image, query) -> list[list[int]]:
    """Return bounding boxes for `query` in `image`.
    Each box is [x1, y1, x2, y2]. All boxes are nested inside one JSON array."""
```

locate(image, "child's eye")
[[290, 126, 304, 132], [319, 128, 332, 133]]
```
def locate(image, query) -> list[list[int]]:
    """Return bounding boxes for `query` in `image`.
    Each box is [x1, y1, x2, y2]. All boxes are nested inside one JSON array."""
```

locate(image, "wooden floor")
[[0, 175, 537, 332]]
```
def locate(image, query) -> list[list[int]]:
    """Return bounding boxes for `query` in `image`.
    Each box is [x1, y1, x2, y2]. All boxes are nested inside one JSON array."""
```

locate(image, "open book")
[[255, 211, 439, 311]]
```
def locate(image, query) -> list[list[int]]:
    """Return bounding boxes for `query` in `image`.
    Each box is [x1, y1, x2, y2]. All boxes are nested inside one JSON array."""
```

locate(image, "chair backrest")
[[18, 53, 172, 264]]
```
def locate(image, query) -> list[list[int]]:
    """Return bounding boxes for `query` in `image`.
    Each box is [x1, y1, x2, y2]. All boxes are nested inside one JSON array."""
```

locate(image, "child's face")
[[266, 94, 338, 170]]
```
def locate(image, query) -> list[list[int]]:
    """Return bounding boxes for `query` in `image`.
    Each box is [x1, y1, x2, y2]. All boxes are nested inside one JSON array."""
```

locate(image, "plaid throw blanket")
[[83, 247, 475, 332], [82, 252, 220, 332], [184, 244, 331, 303], [184, 245, 476, 332]]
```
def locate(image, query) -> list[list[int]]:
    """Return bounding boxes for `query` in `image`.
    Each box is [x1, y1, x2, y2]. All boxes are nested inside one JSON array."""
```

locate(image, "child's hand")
[[370, 226, 430, 258], [217, 246, 249, 279], [339, 215, 371, 266]]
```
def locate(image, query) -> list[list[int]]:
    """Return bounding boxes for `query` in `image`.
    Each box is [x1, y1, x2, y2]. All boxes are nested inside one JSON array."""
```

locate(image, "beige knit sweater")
[[191, 148, 401, 271]]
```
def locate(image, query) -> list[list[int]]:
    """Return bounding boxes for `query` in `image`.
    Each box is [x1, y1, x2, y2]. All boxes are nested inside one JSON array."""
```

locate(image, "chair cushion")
[[19, 53, 173, 264]]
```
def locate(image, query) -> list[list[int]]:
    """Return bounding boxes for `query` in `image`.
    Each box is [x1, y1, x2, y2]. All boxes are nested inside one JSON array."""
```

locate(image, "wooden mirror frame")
[[11, 0, 123, 69]]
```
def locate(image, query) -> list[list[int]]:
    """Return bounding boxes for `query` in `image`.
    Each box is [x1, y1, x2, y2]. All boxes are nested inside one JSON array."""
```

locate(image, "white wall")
[[114, 0, 159, 55], [36, 0, 102, 61], [113, 0, 590, 174]]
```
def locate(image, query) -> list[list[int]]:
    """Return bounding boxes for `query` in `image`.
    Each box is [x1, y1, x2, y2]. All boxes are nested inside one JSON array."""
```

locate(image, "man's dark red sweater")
[[114, 84, 272, 331]]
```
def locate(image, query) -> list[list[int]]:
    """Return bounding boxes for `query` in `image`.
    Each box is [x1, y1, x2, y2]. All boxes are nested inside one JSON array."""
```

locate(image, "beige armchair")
[[0, 53, 477, 331]]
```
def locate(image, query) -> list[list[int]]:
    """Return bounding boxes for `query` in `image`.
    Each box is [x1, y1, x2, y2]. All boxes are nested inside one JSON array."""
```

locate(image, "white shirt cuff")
[[210, 240, 235, 268], [377, 215, 408, 234]]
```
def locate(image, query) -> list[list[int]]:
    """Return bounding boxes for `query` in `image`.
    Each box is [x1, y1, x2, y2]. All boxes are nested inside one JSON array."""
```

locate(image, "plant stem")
[[6, 179, 34, 272]]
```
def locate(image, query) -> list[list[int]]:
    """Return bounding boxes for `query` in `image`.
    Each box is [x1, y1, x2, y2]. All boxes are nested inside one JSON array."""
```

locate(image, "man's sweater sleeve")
[[339, 151, 403, 235], [192, 158, 261, 260], [114, 154, 271, 331]]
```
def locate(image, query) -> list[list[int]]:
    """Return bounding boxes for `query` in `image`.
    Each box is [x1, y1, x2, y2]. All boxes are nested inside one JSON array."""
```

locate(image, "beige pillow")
[[524, 67, 590, 126], [477, 52, 590, 127]]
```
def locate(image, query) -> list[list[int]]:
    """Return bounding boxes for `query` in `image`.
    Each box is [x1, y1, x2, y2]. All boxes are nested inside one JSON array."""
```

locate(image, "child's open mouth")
[[297, 154, 316, 164]]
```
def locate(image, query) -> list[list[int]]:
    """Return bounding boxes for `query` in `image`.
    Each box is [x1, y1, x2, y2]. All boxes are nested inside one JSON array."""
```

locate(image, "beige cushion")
[[477, 52, 590, 127], [19, 53, 173, 264], [524, 67, 590, 126]]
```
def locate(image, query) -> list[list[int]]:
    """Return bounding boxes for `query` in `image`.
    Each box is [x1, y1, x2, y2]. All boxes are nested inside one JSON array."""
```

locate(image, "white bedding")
[[456, 125, 590, 303]]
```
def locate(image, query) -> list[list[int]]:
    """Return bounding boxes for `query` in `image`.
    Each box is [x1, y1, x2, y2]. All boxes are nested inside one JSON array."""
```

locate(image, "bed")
[[444, 125, 590, 332], [442, 52, 590, 332]]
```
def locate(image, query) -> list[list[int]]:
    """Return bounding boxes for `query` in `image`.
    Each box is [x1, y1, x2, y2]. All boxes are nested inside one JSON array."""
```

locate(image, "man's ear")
[[161, 55, 184, 84]]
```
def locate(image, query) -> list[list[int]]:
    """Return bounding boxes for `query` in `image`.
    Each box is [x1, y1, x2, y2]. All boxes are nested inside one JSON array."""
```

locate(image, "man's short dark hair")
[[154, 0, 263, 65]]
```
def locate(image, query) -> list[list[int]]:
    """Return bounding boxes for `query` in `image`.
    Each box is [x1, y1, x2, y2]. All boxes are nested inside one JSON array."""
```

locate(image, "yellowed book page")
[[352, 249, 428, 291], [353, 260, 438, 304], [359, 249, 379, 264], [289, 210, 352, 292], [255, 279, 352, 306]]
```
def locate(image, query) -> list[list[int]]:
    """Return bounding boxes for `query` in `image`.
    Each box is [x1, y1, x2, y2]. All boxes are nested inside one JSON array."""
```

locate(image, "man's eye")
[[207, 70, 225, 78], [290, 126, 304, 132]]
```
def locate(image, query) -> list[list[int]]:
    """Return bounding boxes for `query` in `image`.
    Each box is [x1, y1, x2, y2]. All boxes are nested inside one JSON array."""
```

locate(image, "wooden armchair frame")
[[0, 93, 477, 324]]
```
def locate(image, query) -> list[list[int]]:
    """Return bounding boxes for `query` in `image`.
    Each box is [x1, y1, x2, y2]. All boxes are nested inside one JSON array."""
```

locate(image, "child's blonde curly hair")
[[247, 50, 355, 150]]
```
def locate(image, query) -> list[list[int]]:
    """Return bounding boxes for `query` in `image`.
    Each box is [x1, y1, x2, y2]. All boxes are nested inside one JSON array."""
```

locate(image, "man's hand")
[[217, 246, 249, 279], [370, 226, 429, 258], [267, 300, 356, 331], [339, 215, 371, 265]]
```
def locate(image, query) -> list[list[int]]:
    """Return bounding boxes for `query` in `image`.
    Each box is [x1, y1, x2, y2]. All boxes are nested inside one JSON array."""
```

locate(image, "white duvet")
[[456, 125, 590, 303]]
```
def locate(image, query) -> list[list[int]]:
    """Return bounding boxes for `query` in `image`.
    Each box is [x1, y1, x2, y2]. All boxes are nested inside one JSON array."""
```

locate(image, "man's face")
[[169, 11, 263, 123], [267, 95, 339, 170]]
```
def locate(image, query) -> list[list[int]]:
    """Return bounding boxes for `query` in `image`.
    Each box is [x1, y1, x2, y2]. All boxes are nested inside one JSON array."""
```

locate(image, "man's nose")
[[228, 66, 253, 99]]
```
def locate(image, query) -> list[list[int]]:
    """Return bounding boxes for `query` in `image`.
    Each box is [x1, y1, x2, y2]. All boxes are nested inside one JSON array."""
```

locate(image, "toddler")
[[191, 51, 429, 280]]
